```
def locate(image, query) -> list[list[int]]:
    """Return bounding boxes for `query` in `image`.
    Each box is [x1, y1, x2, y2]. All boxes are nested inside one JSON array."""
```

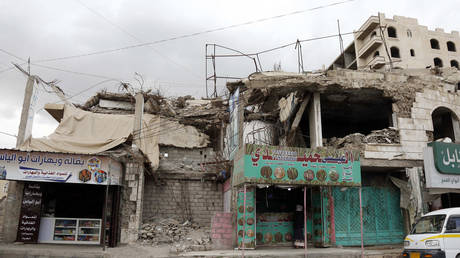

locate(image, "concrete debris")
[[326, 128, 400, 150], [139, 217, 212, 253]]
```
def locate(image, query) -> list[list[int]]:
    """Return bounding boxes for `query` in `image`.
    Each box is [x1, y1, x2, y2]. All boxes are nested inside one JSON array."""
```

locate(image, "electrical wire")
[[0, 131, 17, 138], [35, 0, 356, 63], [73, 0, 202, 79]]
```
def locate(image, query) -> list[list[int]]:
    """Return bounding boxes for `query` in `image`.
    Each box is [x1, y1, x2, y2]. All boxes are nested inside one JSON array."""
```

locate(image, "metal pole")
[[304, 186, 307, 258], [359, 187, 364, 258], [242, 184, 247, 258]]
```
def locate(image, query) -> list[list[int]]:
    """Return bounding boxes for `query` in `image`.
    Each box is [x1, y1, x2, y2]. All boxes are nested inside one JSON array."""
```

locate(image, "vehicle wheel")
[[456, 254, 460, 258]]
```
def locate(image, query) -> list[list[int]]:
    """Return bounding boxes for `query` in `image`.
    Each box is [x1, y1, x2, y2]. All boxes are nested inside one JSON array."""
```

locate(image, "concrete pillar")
[[451, 115, 460, 143], [16, 76, 36, 148], [309, 92, 323, 148]]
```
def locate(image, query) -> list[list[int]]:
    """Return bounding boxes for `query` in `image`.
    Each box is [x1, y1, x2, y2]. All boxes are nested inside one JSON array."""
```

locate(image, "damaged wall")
[[143, 146, 224, 226]]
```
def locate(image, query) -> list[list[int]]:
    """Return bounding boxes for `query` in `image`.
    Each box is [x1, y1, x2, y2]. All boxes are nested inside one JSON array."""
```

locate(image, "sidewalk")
[[0, 243, 403, 258], [180, 245, 403, 258]]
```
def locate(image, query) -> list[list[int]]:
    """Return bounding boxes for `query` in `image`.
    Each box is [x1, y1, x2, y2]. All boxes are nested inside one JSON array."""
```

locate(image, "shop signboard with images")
[[424, 146, 460, 188], [16, 183, 43, 243], [233, 144, 361, 186], [0, 150, 122, 185]]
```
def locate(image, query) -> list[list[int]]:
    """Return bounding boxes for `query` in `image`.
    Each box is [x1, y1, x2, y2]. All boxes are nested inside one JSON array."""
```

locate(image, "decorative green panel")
[[333, 186, 404, 246], [232, 144, 361, 187], [429, 142, 460, 174], [237, 188, 256, 249]]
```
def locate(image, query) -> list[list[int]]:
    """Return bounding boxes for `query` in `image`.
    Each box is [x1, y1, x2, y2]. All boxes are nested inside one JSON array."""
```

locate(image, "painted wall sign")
[[16, 183, 42, 243], [429, 142, 460, 175], [233, 144, 361, 187], [0, 150, 122, 185], [237, 187, 256, 249], [424, 146, 460, 188]]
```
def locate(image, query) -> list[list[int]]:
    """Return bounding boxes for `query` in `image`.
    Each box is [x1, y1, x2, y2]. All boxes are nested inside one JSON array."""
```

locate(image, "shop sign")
[[0, 149, 122, 185], [228, 87, 239, 159], [429, 142, 460, 175], [16, 183, 42, 243], [233, 144, 361, 186], [236, 187, 255, 249], [424, 146, 460, 188]]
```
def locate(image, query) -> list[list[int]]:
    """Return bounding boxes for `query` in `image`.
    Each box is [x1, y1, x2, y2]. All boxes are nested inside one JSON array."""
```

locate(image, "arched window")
[[432, 107, 459, 142], [431, 39, 440, 49], [407, 29, 412, 37], [451, 60, 459, 69], [410, 49, 415, 56], [387, 27, 397, 38], [390, 47, 400, 58], [374, 51, 380, 57], [434, 57, 443, 67], [447, 41, 456, 52]]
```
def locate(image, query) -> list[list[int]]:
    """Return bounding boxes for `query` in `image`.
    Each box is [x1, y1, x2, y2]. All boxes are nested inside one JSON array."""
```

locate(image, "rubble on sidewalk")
[[138, 217, 212, 253]]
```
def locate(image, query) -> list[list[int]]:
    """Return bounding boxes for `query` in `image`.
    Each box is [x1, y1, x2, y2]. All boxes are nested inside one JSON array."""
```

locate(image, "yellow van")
[[403, 208, 460, 258]]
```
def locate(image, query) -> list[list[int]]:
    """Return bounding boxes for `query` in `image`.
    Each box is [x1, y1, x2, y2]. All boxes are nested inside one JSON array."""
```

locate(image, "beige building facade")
[[331, 13, 460, 70]]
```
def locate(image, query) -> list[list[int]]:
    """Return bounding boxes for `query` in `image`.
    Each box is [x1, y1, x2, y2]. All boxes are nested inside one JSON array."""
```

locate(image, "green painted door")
[[333, 186, 404, 246]]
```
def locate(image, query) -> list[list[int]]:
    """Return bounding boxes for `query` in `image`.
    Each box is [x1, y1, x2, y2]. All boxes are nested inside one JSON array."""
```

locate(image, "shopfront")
[[232, 144, 361, 249], [0, 149, 123, 246]]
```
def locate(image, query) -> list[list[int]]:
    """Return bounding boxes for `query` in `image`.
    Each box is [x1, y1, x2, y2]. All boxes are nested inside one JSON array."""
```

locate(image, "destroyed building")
[[330, 13, 460, 70], [224, 67, 460, 248], [0, 90, 228, 250]]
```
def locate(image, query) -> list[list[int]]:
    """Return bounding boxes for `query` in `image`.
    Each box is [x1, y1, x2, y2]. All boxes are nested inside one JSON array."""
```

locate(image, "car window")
[[411, 215, 446, 234], [446, 216, 460, 233]]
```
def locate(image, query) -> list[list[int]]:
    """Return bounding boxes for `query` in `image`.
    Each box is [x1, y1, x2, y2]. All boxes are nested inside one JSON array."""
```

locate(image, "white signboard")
[[0, 150, 122, 185], [424, 147, 460, 189]]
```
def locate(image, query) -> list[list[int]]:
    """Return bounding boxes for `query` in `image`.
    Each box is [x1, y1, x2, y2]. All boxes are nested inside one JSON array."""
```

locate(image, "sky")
[[0, 0, 458, 148]]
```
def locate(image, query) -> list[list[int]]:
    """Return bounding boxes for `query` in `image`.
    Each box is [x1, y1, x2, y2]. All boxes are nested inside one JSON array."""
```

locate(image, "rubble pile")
[[138, 218, 212, 253], [326, 128, 400, 149]]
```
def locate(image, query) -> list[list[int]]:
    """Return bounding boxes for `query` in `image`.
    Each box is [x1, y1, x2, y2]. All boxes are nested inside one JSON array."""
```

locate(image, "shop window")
[[407, 29, 412, 38], [387, 27, 397, 38], [410, 49, 415, 57], [432, 107, 459, 142], [434, 58, 443, 67], [390, 47, 400, 58], [451, 60, 459, 69], [374, 51, 380, 57], [431, 39, 440, 49], [447, 41, 456, 52]]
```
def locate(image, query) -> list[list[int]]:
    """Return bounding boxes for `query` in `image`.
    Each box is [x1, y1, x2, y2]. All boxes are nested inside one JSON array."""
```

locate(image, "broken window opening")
[[430, 39, 440, 49], [298, 90, 393, 145], [390, 47, 400, 58], [387, 27, 397, 38], [451, 60, 459, 69], [432, 107, 459, 142], [434, 58, 443, 68], [447, 41, 456, 52], [410, 49, 415, 57], [371, 31, 377, 38], [374, 51, 380, 57]]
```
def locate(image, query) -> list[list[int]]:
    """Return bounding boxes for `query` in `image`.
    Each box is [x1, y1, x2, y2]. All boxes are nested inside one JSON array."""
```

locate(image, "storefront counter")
[[38, 217, 101, 244]]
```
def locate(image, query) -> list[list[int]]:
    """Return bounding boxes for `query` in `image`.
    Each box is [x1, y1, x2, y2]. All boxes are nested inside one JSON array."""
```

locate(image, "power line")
[[35, 0, 356, 63], [73, 0, 201, 79], [0, 131, 17, 138]]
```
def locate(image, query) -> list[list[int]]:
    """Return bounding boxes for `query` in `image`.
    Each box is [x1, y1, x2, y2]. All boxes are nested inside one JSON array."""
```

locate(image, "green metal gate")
[[333, 186, 404, 246]]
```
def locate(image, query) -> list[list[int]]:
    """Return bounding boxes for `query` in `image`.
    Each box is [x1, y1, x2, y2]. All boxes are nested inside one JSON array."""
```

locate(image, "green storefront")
[[233, 144, 363, 248]]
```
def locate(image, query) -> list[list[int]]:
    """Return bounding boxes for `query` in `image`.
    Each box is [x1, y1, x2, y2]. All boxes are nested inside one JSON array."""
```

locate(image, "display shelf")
[[38, 217, 101, 244]]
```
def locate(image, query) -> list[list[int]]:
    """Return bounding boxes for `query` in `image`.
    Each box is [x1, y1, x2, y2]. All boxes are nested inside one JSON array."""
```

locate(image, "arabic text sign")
[[430, 142, 460, 174], [0, 150, 122, 185], [234, 144, 361, 186], [424, 147, 460, 188]]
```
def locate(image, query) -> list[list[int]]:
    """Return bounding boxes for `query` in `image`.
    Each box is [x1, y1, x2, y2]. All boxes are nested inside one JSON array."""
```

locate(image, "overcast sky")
[[0, 0, 458, 148]]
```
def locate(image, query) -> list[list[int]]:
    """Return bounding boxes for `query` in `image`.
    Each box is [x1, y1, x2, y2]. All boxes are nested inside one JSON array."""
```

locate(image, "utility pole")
[[16, 75, 36, 148]]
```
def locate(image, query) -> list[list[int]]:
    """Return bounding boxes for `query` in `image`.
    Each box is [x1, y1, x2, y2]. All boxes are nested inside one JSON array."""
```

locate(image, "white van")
[[403, 207, 460, 258]]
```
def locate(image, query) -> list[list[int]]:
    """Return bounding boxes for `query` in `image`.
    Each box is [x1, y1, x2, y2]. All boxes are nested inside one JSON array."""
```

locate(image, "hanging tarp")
[[232, 144, 361, 187], [19, 105, 160, 170]]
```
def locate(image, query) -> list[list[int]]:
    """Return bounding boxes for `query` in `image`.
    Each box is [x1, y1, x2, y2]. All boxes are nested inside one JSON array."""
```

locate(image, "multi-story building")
[[330, 13, 460, 70]]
